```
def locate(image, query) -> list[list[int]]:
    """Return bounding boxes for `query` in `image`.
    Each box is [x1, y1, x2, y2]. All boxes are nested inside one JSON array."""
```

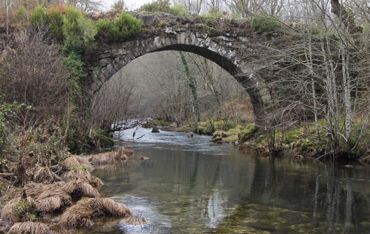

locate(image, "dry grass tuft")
[[75, 156, 94, 172], [120, 216, 148, 225], [89, 176, 104, 189], [62, 180, 100, 200], [62, 157, 80, 170], [1, 198, 22, 222], [23, 179, 100, 214], [62, 171, 103, 189], [0, 197, 36, 223], [63, 156, 94, 172], [59, 198, 132, 228], [35, 190, 71, 214], [7, 221, 52, 234], [33, 167, 60, 184], [89, 151, 128, 166], [25, 183, 71, 214], [117, 147, 134, 157]]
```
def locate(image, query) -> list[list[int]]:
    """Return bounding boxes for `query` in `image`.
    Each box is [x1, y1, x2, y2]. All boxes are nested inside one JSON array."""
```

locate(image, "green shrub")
[[195, 120, 238, 135], [139, 0, 171, 13], [0, 103, 24, 153], [15, 6, 28, 26], [47, 8, 65, 41], [96, 13, 142, 42], [201, 10, 224, 22], [63, 6, 96, 53], [15, 199, 36, 221], [195, 121, 215, 135], [213, 120, 237, 131], [251, 15, 281, 33], [31, 5, 48, 28], [283, 127, 305, 144], [64, 52, 84, 100], [238, 124, 258, 142], [115, 13, 142, 38], [139, 1, 189, 17], [96, 19, 117, 40], [91, 128, 114, 148], [169, 4, 190, 17]]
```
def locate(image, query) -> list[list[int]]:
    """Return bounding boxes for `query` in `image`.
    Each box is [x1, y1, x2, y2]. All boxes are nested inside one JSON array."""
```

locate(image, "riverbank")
[[144, 118, 370, 164], [0, 147, 146, 233]]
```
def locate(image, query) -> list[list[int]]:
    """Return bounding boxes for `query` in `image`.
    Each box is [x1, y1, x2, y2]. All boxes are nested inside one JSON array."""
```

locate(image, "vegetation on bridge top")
[[13, 0, 283, 51]]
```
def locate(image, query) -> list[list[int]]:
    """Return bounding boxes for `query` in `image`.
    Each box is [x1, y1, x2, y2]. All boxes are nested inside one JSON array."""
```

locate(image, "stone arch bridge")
[[87, 13, 275, 125]]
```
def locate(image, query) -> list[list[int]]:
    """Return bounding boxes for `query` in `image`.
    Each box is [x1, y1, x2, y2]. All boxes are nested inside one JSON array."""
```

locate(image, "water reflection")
[[94, 130, 370, 233], [207, 189, 227, 229]]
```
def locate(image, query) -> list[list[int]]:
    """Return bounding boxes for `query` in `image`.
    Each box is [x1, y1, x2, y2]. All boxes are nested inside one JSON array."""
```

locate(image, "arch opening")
[[91, 50, 256, 131], [90, 35, 270, 127]]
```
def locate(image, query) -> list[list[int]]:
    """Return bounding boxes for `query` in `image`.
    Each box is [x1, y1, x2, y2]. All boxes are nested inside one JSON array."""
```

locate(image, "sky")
[[102, 0, 153, 10]]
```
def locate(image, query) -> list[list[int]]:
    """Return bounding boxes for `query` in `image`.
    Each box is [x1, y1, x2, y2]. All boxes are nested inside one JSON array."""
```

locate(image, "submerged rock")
[[140, 156, 150, 161]]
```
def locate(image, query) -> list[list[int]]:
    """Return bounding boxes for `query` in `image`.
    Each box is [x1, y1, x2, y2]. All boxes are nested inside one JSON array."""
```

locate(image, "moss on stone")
[[193, 23, 218, 35], [195, 119, 239, 136], [195, 121, 214, 135], [238, 124, 258, 143]]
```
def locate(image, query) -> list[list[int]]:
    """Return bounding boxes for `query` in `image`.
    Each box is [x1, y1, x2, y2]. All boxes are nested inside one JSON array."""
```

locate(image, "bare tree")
[[111, 0, 126, 12], [174, 0, 204, 14], [4, 0, 14, 35], [92, 78, 136, 130], [0, 31, 69, 128]]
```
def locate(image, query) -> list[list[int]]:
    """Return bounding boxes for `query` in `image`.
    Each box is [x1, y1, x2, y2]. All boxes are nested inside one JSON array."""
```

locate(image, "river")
[[92, 127, 370, 233]]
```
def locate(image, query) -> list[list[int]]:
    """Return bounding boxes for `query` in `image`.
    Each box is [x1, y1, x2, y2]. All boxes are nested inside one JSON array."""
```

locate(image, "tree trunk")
[[179, 52, 201, 125], [341, 45, 352, 142]]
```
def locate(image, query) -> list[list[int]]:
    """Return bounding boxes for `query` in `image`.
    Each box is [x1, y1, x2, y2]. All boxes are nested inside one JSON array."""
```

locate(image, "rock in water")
[[151, 127, 160, 133]]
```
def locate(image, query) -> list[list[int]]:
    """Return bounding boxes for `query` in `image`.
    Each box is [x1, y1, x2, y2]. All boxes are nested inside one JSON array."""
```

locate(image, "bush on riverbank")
[[191, 119, 257, 144], [240, 119, 370, 162], [194, 120, 238, 135]]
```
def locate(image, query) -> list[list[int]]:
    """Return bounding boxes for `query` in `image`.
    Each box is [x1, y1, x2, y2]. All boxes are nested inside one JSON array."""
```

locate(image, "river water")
[[93, 127, 370, 233]]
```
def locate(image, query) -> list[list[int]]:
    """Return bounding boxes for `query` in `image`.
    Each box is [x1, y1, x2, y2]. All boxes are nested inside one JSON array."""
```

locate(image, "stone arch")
[[89, 32, 271, 125]]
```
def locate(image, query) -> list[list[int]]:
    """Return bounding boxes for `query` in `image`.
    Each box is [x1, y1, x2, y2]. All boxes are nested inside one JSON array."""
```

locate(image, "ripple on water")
[[117, 195, 172, 234], [114, 127, 230, 155]]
